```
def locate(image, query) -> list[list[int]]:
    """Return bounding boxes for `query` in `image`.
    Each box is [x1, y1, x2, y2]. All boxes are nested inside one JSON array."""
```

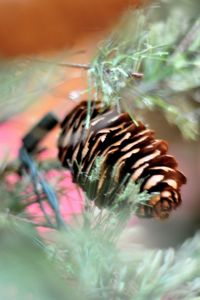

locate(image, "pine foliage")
[[0, 0, 200, 299]]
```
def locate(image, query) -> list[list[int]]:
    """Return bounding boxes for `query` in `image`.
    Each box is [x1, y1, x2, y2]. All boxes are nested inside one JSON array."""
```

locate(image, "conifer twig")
[[26, 57, 145, 79]]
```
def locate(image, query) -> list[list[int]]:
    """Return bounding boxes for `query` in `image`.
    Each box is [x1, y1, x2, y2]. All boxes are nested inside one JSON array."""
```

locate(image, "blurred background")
[[0, 0, 200, 298]]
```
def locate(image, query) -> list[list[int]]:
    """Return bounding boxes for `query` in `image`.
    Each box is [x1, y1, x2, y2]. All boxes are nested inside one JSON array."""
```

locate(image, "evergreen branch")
[[88, 3, 200, 140], [26, 57, 145, 80]]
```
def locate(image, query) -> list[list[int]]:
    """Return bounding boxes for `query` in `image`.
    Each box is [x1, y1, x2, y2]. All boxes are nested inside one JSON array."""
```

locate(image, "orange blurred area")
[[0, 0, 145, 57]]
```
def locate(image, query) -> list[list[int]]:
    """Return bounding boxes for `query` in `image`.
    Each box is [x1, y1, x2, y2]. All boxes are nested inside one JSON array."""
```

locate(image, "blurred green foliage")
[[0, 207, 200, 299], [0, 57, 67, 121], [0, 216, 79, 300], [0, 0, 200, 299], [89, 0, 200, 139]]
